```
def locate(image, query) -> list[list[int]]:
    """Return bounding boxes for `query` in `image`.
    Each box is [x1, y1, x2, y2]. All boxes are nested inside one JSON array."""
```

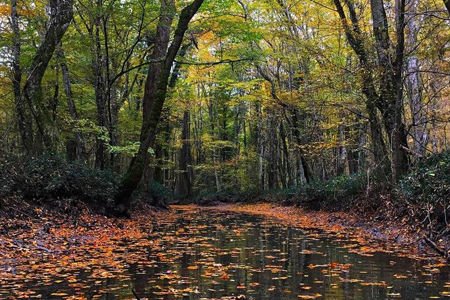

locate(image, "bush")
[[399, 151, 449, 231], [146, 181, 173, 207], [295, 173, 368, 210], [192, 174, 369, 210], [400, 151, 450, 205], [0, 157, 22, 197], [0, 155, 118, 207]]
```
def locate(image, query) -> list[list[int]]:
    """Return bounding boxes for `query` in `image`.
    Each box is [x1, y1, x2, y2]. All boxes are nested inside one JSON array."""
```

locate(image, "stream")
[[1, 209, 449, 299]]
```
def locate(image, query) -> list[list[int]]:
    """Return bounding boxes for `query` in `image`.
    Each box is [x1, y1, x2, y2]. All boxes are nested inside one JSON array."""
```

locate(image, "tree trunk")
[[334, 0, 396, 179], [406, 0, 428, 157], [337, 123, 347, 176], [12, 0, 73, 154], [364, 88, 389, 176], [291, 109, 312, 184], [22, 0, 74, 152], [11, 0, 34, 154], [114, 0, 205, 215], [92, 13, 107, 169], [370, 0, 409, 181], [279, 121, 293, 187], [57, 46, 87, 161], [170, 43, 193, 198], [175, 111, 193, 198]]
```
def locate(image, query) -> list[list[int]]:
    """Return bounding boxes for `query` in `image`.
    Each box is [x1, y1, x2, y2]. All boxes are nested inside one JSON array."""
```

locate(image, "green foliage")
[[193, 173, 369, 209], [1, 0, 449, 217], [108, 142, 141, 156], [148, 181, 172, 201], [0, 157, 22, 197], [108, 142, 154, 156], [193, 153, 259, 196], [228, 175, 371, 210], [195, 188, 262, 205], [300, 174, 367, 210], [400, 151, 450, 205], [0, 155, 118, 206]]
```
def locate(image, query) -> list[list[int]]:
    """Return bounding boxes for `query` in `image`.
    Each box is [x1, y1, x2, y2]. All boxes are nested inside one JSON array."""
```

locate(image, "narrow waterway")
[[1, 209, 449, 299]]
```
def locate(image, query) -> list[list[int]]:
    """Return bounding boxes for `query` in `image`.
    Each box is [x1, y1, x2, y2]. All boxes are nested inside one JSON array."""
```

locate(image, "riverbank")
[[199, 203, 448, 262], [191, 152, 450, 261], [0, 199, 447, 269]]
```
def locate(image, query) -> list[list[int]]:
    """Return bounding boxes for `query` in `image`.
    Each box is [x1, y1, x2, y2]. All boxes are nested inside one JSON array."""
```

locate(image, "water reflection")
[[2, 210, 449, 299]]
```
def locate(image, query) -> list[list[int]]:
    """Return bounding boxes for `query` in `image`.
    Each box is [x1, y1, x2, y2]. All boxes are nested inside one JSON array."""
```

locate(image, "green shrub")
[[0, 156, 22, 197], [400, 151, 450, 205], [399, 151, 450, 231], [192, 174, 368, 209], [0, 155, 118, 206], [194, 188, 263, 205], [148, 181, 172, 201], [297, 173, 367, 210]]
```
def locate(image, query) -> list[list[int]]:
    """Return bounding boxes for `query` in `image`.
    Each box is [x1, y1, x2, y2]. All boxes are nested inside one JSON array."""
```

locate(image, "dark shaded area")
[[0, 155, 118, 214]]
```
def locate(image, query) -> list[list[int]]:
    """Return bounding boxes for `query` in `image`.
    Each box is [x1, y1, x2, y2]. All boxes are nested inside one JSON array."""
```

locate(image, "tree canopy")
[[0, 0, 449, 214]]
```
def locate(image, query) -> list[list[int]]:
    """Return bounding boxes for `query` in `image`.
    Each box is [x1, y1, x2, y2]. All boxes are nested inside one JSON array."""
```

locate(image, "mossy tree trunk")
[[12, 0, 73, 154], [334, 0, 410, 180], [114, 0, 205, 215], [370, 0, 409, 181]]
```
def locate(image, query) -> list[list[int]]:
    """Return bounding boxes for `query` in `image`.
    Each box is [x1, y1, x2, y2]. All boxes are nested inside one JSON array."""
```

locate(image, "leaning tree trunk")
[[22, 0, 74, 152], [114, 0, 205, 215]]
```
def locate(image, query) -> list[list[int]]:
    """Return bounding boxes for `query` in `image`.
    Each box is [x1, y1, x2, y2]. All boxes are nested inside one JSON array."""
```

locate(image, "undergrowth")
[[0, 155, 118, 211], [399, 151, 449, 238]]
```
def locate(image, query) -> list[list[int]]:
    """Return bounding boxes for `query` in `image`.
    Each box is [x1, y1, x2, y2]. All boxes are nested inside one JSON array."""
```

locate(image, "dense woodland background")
[[0, 0, 449, 219]]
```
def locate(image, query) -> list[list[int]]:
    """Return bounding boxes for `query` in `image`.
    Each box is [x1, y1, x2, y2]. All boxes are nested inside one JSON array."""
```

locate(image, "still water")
[[1, 209, 449, 299]]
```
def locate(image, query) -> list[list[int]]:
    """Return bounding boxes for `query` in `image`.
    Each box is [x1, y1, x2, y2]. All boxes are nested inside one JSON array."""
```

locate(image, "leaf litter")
[[0, 204, 448, 299]]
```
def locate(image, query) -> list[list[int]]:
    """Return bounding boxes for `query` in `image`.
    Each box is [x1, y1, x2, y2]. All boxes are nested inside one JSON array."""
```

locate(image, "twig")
[[423, 236, 449, 261], [175, 57, 253, 66]]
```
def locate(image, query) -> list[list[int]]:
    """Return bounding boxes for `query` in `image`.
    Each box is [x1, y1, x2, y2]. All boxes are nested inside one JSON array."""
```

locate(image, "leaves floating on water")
[[0, 205, 449, 299]]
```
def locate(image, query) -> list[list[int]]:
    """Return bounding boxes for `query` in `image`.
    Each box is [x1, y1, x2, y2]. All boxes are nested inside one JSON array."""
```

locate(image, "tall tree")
[[114, 0, 205, 215], [56, 46, 87, 161], [10, 0, 33, 153], [405, 0, 427, 157], [21, 0, 74, 152], [333, 0, 389, 176], [370, 0, 409, 180]]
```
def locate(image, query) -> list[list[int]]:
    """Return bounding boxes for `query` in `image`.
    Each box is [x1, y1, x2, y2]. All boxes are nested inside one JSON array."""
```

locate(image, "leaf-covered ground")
[[208, 203, 446, 258], [0, 203, 449, 299]]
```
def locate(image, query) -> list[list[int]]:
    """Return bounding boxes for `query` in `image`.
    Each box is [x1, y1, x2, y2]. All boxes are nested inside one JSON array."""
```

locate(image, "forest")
[[0, 0, 449, 299]]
